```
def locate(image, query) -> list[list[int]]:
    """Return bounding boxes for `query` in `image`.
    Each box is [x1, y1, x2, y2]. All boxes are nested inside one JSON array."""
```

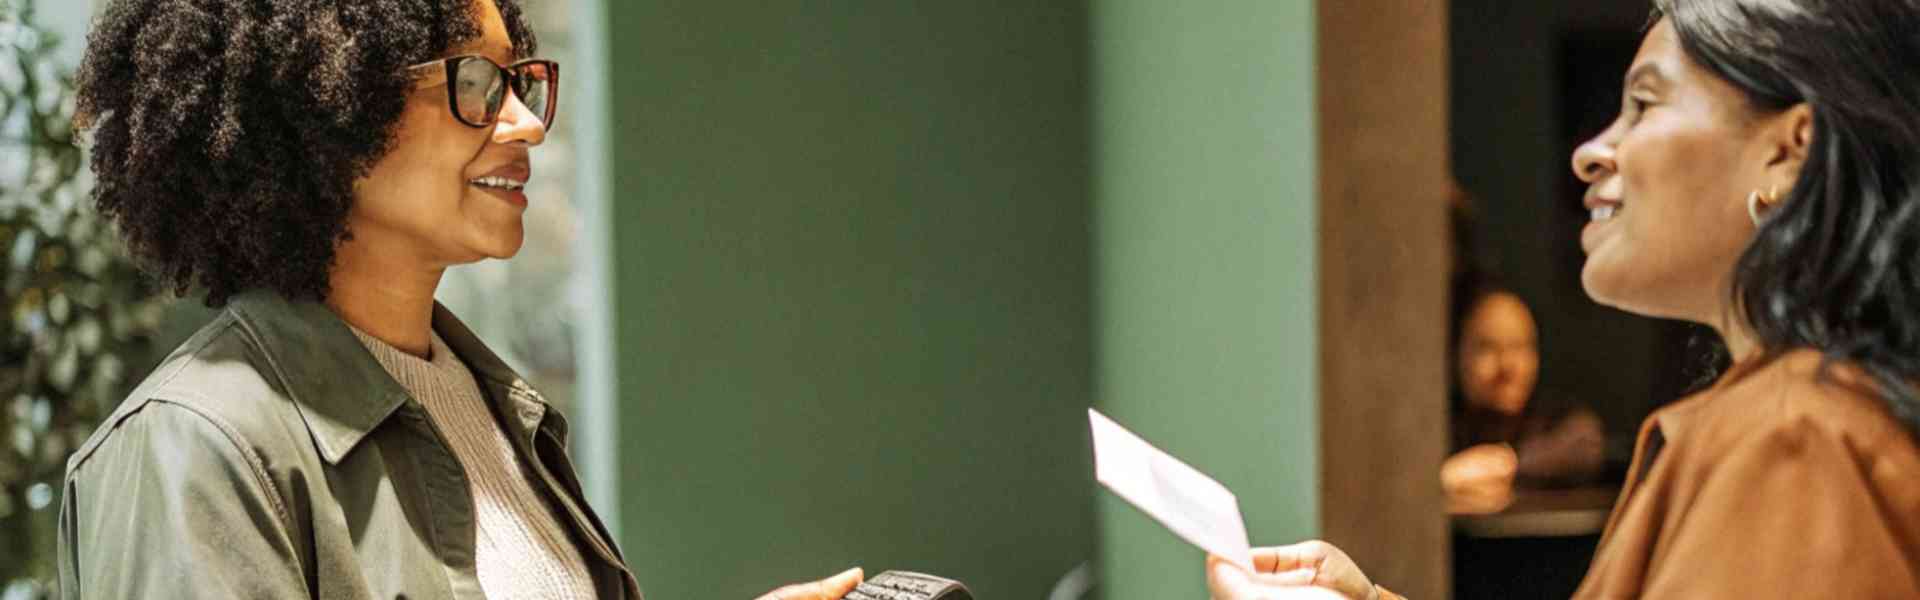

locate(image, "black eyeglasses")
[[407, 55, 559, 129]]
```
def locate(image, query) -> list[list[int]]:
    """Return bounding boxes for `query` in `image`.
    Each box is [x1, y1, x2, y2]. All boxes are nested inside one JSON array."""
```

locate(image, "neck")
[[1711, 314, 1763, 368], [325, 236, 445, 359]]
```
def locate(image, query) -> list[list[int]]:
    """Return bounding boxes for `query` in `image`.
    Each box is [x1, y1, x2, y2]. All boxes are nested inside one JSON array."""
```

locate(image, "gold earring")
[[1748, 184, 1785, 226]]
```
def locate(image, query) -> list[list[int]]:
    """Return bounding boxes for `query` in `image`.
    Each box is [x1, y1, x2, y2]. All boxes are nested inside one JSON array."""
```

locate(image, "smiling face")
[[348, 0, 546, 267], [1570, 19, 1781, 325], [1456, 292, 1540, 416]]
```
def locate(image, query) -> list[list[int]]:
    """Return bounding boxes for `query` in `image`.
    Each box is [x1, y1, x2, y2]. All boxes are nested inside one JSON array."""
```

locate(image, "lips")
[[1580, 190, 1623, 252], [1582, 189, 1622, 222], [479, 163, 530, 181], [471, 176, 525, 191], [467, 162, 532, 207], [469, 162, 531, 188]]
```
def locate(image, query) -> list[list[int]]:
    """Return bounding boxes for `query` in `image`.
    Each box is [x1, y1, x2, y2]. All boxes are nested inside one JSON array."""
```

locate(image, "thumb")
[[820, 568, 865, 596], [757, 567, 865, 600]]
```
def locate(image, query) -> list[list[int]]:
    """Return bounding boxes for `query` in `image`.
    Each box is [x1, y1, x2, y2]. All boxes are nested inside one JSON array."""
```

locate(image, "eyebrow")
[[1624, 62, 1671, 90], [445, 40, 516, 61]]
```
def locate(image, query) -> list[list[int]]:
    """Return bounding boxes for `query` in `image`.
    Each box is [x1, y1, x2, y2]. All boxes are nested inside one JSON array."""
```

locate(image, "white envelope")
[[1089, 408, 1253, 569]]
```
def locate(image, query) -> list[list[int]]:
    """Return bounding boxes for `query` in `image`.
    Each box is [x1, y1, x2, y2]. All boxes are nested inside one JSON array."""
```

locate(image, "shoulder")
[[1667, 349, 1920, 491], [67, 308, 309, 490], [1725, 350, 1910, 449], [1621, 352, 1920, 596]]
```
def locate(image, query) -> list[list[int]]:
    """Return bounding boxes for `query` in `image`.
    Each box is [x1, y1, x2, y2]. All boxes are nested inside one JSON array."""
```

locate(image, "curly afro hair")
[[75, 0, 537, 307]]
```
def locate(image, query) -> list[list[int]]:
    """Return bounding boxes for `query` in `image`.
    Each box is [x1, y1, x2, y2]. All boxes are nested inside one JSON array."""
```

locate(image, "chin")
[[466, 228, 526, 261], [1497, 400, 1529, 416], [1580, 259, 1629, 311], [485, 236, 526, 259], [1582, 261, 1703, 323]]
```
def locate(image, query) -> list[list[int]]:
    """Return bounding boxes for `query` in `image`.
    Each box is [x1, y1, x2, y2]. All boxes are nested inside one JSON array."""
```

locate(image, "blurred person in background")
[[1212, 0, 1920, 597], [1444, 282, 1606, 515], [54, 0, 858, 598]]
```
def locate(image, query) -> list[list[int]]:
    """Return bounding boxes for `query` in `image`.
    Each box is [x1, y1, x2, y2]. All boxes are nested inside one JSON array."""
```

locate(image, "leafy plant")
[[0, 1, 169, 596]]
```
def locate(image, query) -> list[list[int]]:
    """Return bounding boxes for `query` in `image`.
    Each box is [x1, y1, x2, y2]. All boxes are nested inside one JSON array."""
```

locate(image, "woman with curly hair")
[[54, 1, 862, 598], [1210, 0, 1920, 598]]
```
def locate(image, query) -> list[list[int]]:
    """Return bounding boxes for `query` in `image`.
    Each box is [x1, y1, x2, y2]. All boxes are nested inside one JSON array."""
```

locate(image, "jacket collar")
[[226, 290, 562, 464], [431, 301, 569, 446]]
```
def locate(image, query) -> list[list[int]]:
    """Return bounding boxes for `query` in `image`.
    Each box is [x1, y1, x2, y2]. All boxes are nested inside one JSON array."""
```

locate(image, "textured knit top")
[[351, 326, 596, 600]]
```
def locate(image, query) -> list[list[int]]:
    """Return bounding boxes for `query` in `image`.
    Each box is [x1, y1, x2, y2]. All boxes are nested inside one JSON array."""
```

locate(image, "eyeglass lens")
[[452, 58, 554, 127], [512, 63, 553, 125]]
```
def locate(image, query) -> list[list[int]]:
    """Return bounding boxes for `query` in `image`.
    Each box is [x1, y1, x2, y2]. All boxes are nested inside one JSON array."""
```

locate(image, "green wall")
[[1090, 1, 1320, 598], [602, 2, 1096, 598], [602, 2, 1321, 598]]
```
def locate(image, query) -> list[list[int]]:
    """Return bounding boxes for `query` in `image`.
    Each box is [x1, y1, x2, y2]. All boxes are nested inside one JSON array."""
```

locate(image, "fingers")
[[1206, 557, 1343, 600], [1252, 540, 1333, 574], [1456, 443, 1517, 468], [1448, 478, 1516, 515], [755, 567, 865, 600], [1474, 445, 1519, 471], [1442, 446, 1517, 486], [1444, 449, 1518, 489], [1208, 556, 1260, 599], [1265, 569, 1321, 586]]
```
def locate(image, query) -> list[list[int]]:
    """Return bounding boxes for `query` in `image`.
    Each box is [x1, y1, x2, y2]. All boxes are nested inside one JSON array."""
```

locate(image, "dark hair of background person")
[[1448, 186, 1487, 289], [1447, 196, 1503, 415], [74, 0, 536, 307], [1653, 0, 1920, 433]]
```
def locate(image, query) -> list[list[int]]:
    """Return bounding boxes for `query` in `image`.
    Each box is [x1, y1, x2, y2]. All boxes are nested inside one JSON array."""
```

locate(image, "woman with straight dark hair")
[[1210, 0, 1920, 597], [1443, 282, 1606, 515]]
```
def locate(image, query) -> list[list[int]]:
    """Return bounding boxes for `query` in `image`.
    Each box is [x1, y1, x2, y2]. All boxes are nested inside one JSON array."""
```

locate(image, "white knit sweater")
[[352, 327, 595, 599]]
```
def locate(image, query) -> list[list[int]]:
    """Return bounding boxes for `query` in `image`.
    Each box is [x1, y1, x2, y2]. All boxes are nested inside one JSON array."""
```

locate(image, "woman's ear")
[[1765, 103, 1815, 191]]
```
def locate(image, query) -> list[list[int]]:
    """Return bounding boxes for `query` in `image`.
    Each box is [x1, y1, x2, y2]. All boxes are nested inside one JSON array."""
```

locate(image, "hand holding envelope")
[[1090, 409, 1382, 600], [1207, 543, 1381, 600]]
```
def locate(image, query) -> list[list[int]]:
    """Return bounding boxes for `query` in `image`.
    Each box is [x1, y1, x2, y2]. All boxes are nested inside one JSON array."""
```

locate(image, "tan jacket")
[[1574, 349, 1920, 598]]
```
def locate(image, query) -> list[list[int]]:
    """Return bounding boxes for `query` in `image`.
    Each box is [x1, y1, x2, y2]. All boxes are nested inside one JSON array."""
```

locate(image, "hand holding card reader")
[[843, 571, 973, 600]]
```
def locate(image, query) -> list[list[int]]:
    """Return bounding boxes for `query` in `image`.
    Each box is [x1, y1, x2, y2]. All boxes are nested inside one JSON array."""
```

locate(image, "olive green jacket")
[[56, 291, 641, 599]]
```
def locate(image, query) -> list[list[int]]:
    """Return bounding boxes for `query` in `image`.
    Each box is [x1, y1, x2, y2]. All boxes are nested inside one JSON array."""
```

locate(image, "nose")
[[492, 89, 547, 147], [1486, 353, 1512, 377], [1500, 351, 1526, 376], [1571, 130, 1616, 184]]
